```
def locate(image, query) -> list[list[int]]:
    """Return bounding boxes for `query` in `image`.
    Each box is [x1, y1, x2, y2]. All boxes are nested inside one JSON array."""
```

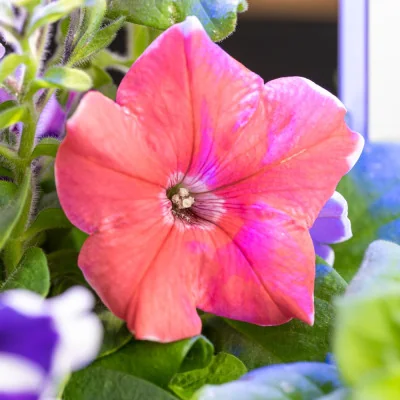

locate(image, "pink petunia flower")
[[55, 17, 364, 343]]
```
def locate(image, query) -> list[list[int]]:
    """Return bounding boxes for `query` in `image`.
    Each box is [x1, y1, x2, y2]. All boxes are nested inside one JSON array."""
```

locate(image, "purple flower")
[[310, 191, 352, 265], [0, 287, 102, 400]]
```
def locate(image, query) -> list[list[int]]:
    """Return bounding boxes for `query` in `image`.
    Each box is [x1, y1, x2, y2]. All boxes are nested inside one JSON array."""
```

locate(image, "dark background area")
[[220, 18, 338, 95]]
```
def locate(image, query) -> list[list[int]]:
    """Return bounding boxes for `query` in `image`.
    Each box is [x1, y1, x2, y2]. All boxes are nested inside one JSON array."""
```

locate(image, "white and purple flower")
[[0, 287, 102, 400]]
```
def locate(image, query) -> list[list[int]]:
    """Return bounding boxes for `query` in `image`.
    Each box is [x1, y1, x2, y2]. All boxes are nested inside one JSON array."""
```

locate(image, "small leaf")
[[1, 247, 50, 296], [169, 352, 247, 400], [97, 309, 132, 359], [107, 0, 247, 41], [0, 169, 30, 251], [36, 66, 92, 92], [63, 367, 178, 400], [28, 0, 86, 35], [22, 208, 71, 241], [203, 264, 347, 369], [31, 137, 60, 160], [0, 106, 27, 129], [193, 362, 343, 400], [70, 16, 126, 65]]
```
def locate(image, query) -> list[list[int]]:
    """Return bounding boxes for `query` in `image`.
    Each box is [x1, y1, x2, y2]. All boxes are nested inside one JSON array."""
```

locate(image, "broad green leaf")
[[346, 240, 400, 295], [68, 335, 213, 389], [107, 0, 248, 41], [69, 16, 126, 65], [193, 362, 343, 400], [0, 247, 50, 295], [97, 309, 132, 359], [334, 286, 400, 391], [203, 264, 347, 369], [63, 367, 178, 400], [0, 106, 27, 129], [0, 181, 16, 206], [28, 0, 85, 35], [334, 143, 400, 281], [31, 138, 60, 160], [0, 169, 30, 250], [35, 66, 92, 92], [22, 208, 71, 241], [169, 352, 247, 400], [0, 54, 30, 84]]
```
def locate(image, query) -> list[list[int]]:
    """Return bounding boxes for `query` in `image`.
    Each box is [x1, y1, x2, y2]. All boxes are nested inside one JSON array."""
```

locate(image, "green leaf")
[[63, 367, 178, 400], [107, 0, 247, 41], [203, 264, 347, 369], [84, 65, 112, 89], [334, 286, 400, 393], [69, 16, 126, 66], [0, 181, 16, 206], [97, 309, 132, 359], [0, 54, 30, 85], [36, 66, 92, 92], [334, 143, 400, 281], [22, 208, 71, 241], [193, 362, 343, 400], [47, 249, 88, 296], [68, 335, 214, 389], [0, 247, 50, 296], [0, 106, 27, 129], [28, 0, 86, 35], [0, 169, 30, 251], [169, 352, 247, 400], [31, 138, 60, 160]]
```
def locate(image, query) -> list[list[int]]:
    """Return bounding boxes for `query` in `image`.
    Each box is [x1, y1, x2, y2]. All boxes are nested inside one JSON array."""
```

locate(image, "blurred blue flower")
[[0, 287, 102, 400]]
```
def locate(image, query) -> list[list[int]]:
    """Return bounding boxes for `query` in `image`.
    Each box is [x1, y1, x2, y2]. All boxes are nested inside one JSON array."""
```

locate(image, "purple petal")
[[35, 95, 67, 139], [0, 394, 38, 400], [310, 191, 352, 244], [0, 305, 59, 373], [0, 44, 5, 60], [317, 191, 348, 218], [313, 241, 335, 265], [0, 88, 14, 103], [309, 214, 352, 244]]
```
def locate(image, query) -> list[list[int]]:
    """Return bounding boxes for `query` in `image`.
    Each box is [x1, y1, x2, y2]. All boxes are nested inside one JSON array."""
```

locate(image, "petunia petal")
[[117, 16, 263, 188], [55, 92, 164, 234], [79, 222, 202, 342], [197, 201, 315, 326], [211, 77, 364, 228]]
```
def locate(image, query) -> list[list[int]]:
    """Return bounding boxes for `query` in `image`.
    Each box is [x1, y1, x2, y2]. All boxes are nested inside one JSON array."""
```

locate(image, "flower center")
[[170, 187, 195, 210], [165, 177, 225, 229]]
